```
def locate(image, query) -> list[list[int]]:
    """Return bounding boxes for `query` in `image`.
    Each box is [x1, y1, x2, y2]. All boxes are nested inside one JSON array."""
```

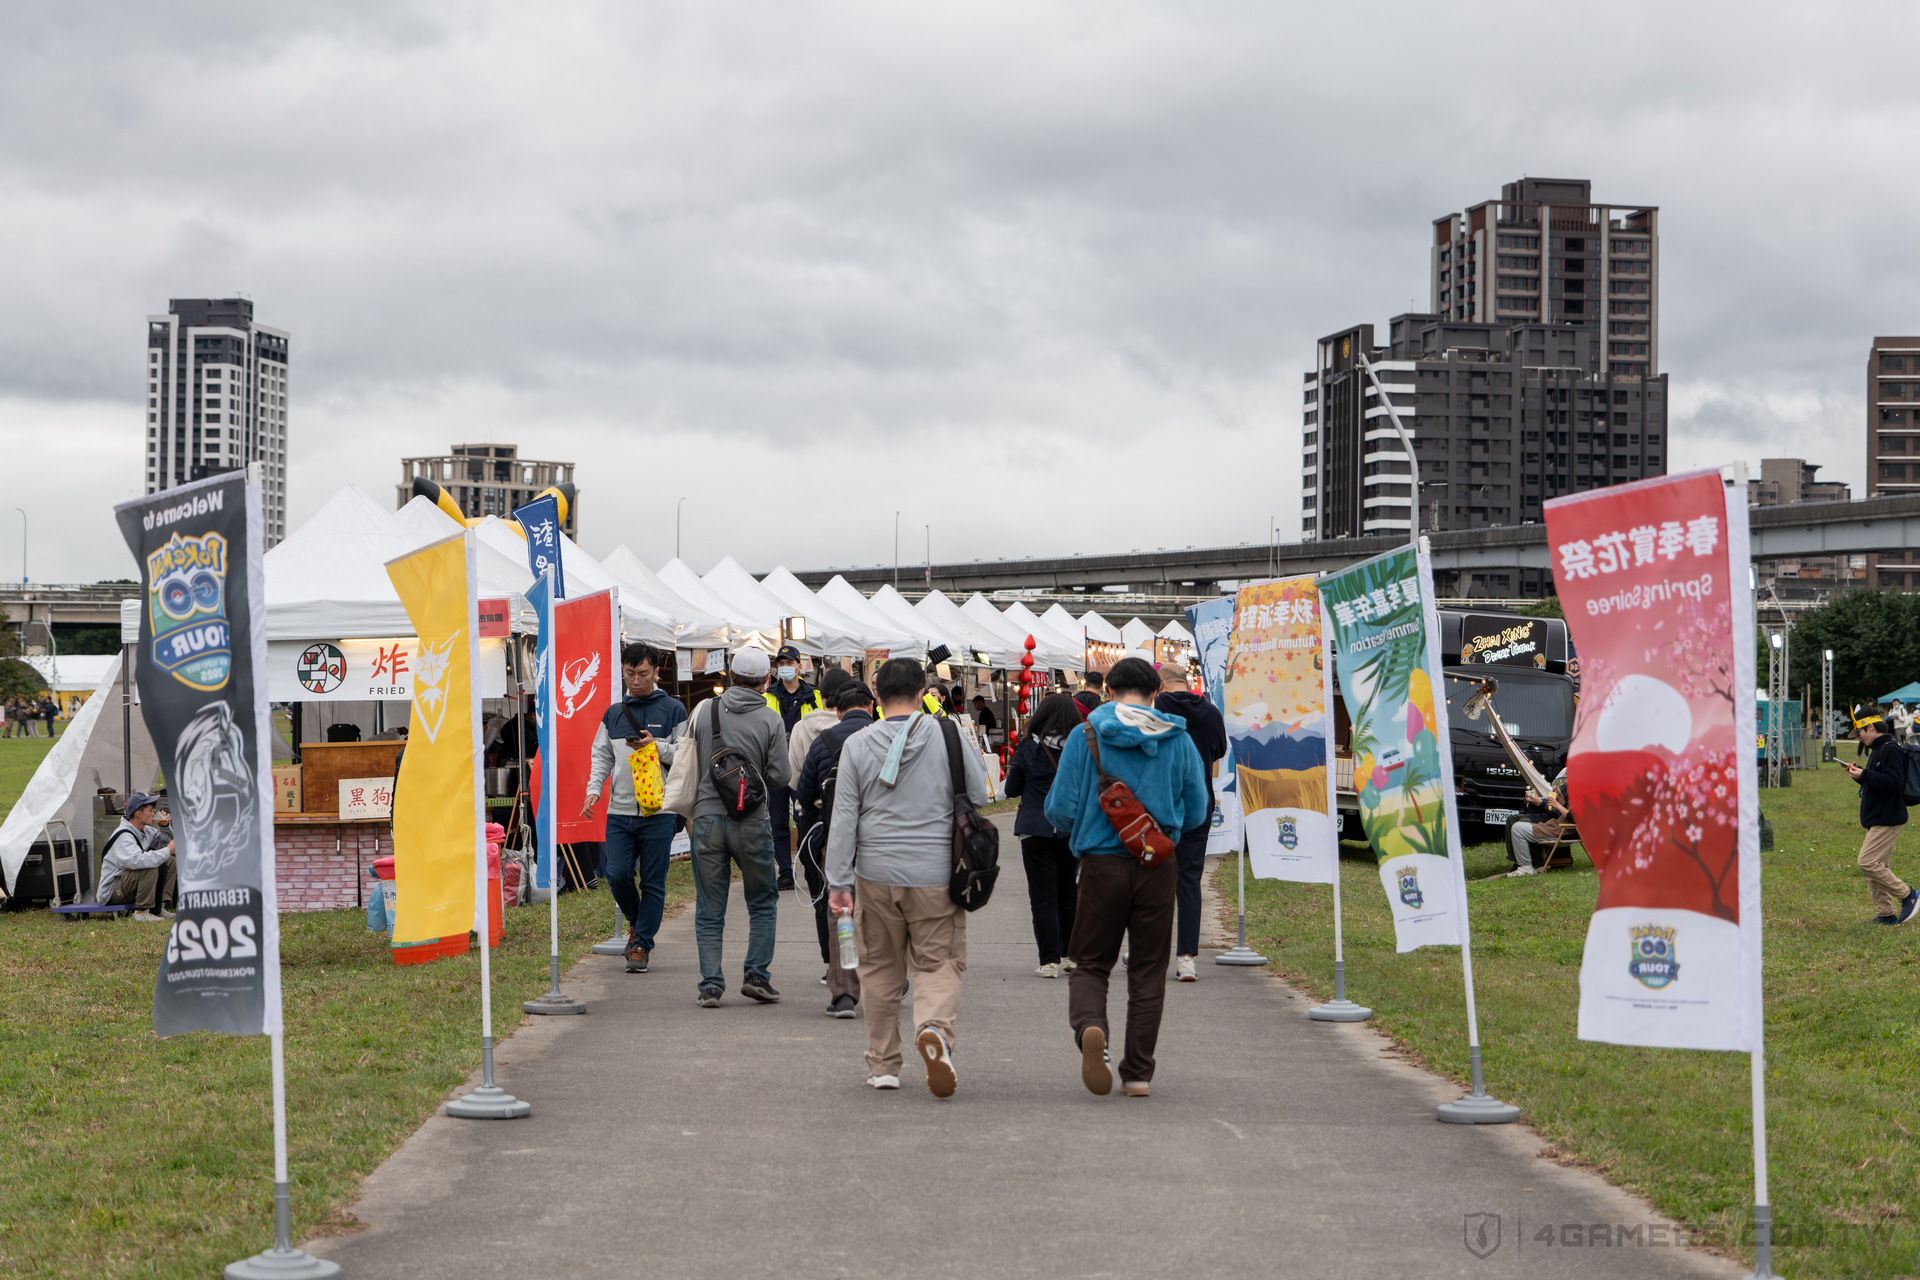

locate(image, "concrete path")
[[314, 817, 1740, 1279]]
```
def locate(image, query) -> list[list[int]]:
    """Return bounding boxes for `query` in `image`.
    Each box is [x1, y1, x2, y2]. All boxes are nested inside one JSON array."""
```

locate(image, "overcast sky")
[[0, 2, 1910, 584]]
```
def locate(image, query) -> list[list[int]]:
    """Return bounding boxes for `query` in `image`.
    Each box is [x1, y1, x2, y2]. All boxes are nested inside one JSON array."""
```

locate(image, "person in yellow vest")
[[764, 645, 824, 890]]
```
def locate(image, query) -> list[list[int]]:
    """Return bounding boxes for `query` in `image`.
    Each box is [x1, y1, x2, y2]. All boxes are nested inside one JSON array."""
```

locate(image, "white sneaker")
[[1176, 956, 1197, 982], [1062, 958, 1077, 972], [916, 1026, 957, 1098], [1507, 863, 1537, 878], [132, 911, 166, 923], [867, 1073, 900, 1090], [1035, 962, 1062, 979]]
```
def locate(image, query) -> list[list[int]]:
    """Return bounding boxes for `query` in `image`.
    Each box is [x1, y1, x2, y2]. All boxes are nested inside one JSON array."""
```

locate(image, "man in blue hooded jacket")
[[1045, 656, 1208, 1098]]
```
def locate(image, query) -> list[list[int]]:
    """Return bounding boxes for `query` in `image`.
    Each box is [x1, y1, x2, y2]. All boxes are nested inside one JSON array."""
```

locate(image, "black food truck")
[[1335, 609, 1579, 837]]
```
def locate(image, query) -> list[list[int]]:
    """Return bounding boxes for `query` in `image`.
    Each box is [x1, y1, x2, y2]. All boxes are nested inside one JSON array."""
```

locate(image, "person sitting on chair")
[[1507, 771, 1571, 877], [97, 793, 177, 920]]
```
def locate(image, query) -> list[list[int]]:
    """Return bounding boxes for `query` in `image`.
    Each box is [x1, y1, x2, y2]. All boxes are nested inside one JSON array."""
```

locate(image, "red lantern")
[[1017, 698, 1031, 715]]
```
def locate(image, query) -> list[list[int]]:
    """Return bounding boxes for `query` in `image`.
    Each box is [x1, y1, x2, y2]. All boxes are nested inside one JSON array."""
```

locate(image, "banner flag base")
[[1436, 1047, 1520, 1124], [224, 1180, 340, 1279], [590, 936, 626, 955], [525, 955, 586, 1015], [447, 1083, 532, 1120], [1214, 847, 1268, 966], [1309, 999, 1372, 1022]]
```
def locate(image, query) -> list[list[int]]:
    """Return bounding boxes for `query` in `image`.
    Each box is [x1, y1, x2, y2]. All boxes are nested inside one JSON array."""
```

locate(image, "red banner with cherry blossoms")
[[1546, 469, 1760, 1052]]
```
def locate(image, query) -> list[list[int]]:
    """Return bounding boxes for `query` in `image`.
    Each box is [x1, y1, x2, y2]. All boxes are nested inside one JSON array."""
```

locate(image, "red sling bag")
[[1081, 722, 1175, 867]]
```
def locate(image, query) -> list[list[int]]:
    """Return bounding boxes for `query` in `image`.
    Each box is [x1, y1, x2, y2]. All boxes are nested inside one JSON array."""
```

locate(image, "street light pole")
[[894, 510, 900, 588], [676, 497, 686, 561], [1353, 353, 1420, 550], [924, 525, 930, 585]]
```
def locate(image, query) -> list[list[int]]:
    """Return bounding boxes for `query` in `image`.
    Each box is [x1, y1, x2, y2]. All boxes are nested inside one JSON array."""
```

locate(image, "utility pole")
[[924, 525, 931, 585], [1822, 648, 1834, 761], [676, 497, 686, 561], [894, 510, 900, 587], [1354, 353, 1420, 550]]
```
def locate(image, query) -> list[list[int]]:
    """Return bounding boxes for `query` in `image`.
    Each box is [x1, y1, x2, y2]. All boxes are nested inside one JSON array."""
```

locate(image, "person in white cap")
[[684, 647, 792, 1007]]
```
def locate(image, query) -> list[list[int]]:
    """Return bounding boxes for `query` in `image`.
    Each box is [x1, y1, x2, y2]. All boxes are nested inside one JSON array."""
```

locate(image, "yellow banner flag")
[[385, 531, 484, 945]]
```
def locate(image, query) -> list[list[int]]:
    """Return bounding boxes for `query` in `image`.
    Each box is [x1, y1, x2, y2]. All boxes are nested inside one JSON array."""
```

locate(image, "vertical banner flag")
[[1222, 577, 1336, 883], [512, 494, 564, 599], [114, 474, 279, 1037], [386, 531, 485, 944], [528, 588, 620, 846], [1188, 598, 1246, 858], [1547, 470, 1759, 1051], [1322, 547, 1464, 951], [526, 572, 558, 892]]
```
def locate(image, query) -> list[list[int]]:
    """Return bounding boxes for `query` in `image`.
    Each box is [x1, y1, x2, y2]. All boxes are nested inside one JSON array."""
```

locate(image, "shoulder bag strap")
[[1082, 720, 1112, 787], [939, 716, 967, 803], [708, 697, 724, 751]]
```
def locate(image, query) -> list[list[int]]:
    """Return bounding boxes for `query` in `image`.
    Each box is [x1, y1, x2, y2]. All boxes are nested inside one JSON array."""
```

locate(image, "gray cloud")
[[0, 1, 1915, 583]]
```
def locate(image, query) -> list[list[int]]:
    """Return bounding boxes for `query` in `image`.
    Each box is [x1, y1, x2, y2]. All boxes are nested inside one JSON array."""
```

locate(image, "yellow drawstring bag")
[[630, 741, 665, 816]]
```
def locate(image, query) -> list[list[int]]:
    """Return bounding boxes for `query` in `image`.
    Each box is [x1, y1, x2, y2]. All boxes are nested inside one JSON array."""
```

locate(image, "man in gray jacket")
[[96, 793, 176, 920], [687, 647, 792, 1007], [827, 658, 990, 1096]]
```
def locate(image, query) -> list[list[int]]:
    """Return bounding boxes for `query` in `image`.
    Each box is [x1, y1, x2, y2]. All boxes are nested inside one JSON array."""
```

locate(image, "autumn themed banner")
[[1547, 470, 1759, 1052], [1321, 546, 1463, 951], [1222, 577, 1335, 883]]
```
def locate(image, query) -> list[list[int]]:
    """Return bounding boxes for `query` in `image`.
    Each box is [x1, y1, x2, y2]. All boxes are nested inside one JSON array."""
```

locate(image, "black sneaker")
[[741, 978, 781, 1003], [697, 987, 723, 1008], [827, 994, 858, 1019], [777, 873, 796, 891], [625, 945, 650, 973]]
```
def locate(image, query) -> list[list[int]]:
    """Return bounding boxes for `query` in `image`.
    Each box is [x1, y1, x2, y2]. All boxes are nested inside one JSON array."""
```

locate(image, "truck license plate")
[[1482, 809, 1517, 826]]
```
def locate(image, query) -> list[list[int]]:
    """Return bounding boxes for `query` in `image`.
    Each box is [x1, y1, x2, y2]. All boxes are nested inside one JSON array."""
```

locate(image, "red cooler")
[[374, 855, 474, 966]]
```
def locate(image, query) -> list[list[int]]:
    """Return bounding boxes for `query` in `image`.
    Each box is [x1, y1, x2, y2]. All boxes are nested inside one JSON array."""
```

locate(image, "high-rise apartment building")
[[1302, 317, 1668, 595], [1748, 458, 1860, 597], [398, 444, 578, 537], [1431, 177, 1659, 379], [1865, 337, 1920, 587], [144, 298, 290, 546]]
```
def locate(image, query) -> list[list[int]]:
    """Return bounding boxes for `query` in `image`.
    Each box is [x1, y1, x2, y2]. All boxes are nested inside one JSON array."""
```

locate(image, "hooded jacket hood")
[[722, 684, 771, 714], [1090, 699, 1188, 757]]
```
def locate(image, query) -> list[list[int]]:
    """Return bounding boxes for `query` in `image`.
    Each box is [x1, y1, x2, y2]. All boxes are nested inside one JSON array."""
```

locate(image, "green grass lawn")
[[1235, 763, 1920, 1279], [0, 733, 60, 826], [0, 868, 692, 1279]]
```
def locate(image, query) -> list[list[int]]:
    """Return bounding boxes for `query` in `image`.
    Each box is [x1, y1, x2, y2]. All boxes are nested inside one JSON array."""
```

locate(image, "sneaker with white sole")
[[1079, 1024, 1112, 1096], [1175, 956, 1197, 982], [1899, 889, 1920, 925], [1062, 958, 1077, 972], [132, 911, 167, 923], [1035, 962, 1061, 979], [916, 1026, 957, 1098], [867, 1073, 900, 1090], [1122, 1079, 1151, 1098]]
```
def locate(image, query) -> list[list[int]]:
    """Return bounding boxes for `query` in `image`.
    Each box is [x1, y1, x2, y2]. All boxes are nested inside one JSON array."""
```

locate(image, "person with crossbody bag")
[[1043, 657, 1210, 1099], [826, 658, 992, 1097]]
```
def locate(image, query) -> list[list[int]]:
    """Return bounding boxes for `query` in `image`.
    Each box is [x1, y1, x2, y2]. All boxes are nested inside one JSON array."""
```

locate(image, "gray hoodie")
[[686, 685, 792, 821], [826, 713, 990, 891]]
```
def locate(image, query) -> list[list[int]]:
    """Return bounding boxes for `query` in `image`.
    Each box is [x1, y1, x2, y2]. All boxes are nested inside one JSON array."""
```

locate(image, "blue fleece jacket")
[[1045, 700, 1209, 858]]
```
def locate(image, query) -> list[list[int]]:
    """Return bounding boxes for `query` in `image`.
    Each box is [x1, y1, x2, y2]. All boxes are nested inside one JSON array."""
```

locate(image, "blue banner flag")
[[513, 495, 565, 600], [526, 570, 558, 890], [1186, 597, 1236, 789]]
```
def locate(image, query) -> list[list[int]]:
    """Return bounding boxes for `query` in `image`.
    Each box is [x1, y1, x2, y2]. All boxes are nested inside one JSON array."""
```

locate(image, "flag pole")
[[526, 569, 584, 1015], [1215, 841, 1266, 965], [448, 529, 530, 1119], [1745, 1043, 1778, 1277], [1310, 588, 1368, 1020], [225, 1028, 341, 1277]]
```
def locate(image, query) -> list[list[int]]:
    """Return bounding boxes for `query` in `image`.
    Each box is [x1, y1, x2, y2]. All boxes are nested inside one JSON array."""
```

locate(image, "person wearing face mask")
[[763, 644, 825, 890]]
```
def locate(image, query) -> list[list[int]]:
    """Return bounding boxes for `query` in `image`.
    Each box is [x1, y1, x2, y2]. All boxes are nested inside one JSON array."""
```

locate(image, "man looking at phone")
[[1845, 707, 1919, 926], [584, 642, 690, 972]]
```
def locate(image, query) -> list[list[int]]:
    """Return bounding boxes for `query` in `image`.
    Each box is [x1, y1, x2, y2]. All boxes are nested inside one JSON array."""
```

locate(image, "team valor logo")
[[411, 632, 459, 743], [1278, 817, 1298, 850], [559, 652, 601, 720], [1396, 863, 1423, 910], [1628, 923, 1679, 989], [147, 532, 231, 691]]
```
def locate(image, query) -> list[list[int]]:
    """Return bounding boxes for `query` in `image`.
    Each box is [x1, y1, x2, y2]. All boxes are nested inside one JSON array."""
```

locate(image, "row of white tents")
[[265, 486, 1193, 673]]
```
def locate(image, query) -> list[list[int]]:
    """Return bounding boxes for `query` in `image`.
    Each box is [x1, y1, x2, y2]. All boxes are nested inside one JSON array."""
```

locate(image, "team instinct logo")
[[411, 632, 460, 743], [1278, 817, 1298, 850], [559, 652, 601, 719], [1396, 863, 1424, 910], [1628, 924, 1679, 989], [146, 532, 231, 691], [297, 642, 345, 695]]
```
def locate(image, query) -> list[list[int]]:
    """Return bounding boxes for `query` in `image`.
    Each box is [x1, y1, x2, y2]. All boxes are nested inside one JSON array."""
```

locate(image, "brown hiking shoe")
[[625, 943, 649, 973]]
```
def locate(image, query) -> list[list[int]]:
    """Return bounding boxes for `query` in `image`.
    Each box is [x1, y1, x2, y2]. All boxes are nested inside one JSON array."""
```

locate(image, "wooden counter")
[[295, 741, 405, 816]]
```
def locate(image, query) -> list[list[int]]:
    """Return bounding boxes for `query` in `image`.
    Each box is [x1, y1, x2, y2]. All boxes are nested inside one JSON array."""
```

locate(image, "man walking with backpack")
[[687, 648, 792, 1006], [1154, 660, 1226, 983], [826, 658, 991, 1096], [1046, 656, 1209, 1098], [1845, 706, 1919, 925], [796, 680, 876, 1017]]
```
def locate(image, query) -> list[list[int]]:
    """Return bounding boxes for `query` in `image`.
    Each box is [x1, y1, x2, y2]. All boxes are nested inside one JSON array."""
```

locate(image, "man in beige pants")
[[1846, 710, 1919, 926], [826, 658, 991, 1096]]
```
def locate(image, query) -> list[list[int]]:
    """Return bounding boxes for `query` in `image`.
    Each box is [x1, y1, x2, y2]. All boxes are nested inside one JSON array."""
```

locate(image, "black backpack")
[[707, 699, 767, 820], [1897, 741, 1920, 806], [940, 717, 1000, 911]]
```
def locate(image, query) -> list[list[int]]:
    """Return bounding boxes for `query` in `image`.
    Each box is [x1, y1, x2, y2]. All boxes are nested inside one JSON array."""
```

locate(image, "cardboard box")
[[272, 766, 302, 813]]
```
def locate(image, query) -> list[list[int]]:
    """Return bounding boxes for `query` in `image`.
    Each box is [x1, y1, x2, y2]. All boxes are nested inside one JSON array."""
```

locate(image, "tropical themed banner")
[[1321, 546, 1463, 951], [1223, 576, 1335, 883], [385, 530, 486, 945], [528, 587, 620, 848], [114, 474, 280, 1038], [1546, 470, 1759, 1051]]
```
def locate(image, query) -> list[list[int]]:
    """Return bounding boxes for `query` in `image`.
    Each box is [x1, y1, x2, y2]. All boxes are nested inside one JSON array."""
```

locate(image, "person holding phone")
[[1845, 708, 1919, 926], [583, 642, 690, 972]]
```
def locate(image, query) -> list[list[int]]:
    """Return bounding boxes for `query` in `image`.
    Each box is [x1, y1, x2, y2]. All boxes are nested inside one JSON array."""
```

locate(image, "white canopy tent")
[[468, 518, 675, 646], [600, 546, 728, 649], [657, 558, 766, 652], [913, 591, 1020, 668], [868, 585, 969, 659], [1157, 618, 1195, 645], [1000, 602, 1087, 672], [960, 594, 1079, 671], [818, 577, 945, 659], [25, 655, 119, 693], [701, 556, 829, 656], [392, 493, 464, 546], [1076, 609, 1126, 645], [761, 567, 912, 657], [1121, 617, 1157, 651], [1040, 603, 1094, 655], [264, 486, 429, 641]]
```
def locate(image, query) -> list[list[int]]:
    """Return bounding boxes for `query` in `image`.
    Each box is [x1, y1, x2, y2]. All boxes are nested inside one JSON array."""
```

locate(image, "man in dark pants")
[[1844, 707, 1920, 925], [1154, 661, 1226, 982], [583, 642, 690, 972], [795, 681, 875, 1017], [763, 644, 824, 891], [1045, 657, 1209, 1098]]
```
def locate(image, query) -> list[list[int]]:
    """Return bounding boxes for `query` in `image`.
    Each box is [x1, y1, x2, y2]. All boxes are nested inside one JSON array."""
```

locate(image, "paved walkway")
[[314, 817, 1739, 1279]]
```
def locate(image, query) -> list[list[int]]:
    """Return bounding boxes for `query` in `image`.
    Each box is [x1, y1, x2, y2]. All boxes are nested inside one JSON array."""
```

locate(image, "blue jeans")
[[605, 812, 676, 952], [690, 812, 780, 992]]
